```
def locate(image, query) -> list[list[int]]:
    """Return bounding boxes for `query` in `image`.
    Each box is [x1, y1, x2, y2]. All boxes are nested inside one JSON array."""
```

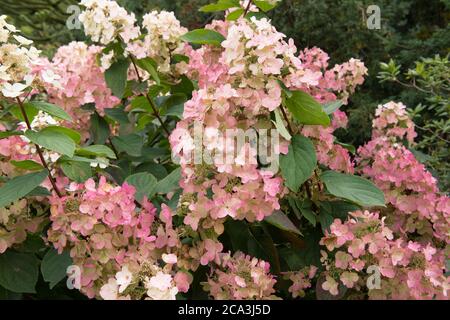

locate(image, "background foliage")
[[1, 0, 448, 189]]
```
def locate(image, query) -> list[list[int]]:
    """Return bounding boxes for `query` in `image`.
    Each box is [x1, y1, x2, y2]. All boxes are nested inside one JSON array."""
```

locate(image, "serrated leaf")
[[321, 171, 386, 207], [111, 134, 144, 157], [0, 251, 39, 293], [10, 160, 44, 171], [284, 90, 330, 126], [90, 113, 110, 145], [60, 161, 92, 183], [226, 8, 244, 20], [155, 167, 181, 194], [280, 135, 317, 192], [265, 210, 302, 235], [43, 126, 81, 144], [199, 0, 239, 12], [76, 145, 116, 159], [125, 172, 157, 202], [41, 249, 72, 289], [25, 129, 76, 157], [180, 29, 226, 46], [0, 131, 22, 139], [25, 101, 72, 122], [135, 57, 160, 85], [0, 170, 48, 208], [105, 59, 130, 98]]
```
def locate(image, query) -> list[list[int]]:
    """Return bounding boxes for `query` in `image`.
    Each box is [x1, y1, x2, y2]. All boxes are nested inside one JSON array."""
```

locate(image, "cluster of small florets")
[[357, 102, 449, 242], [203, 251, 279, 300], [171, 17, 366, 245], [78, 0, 140, 45], [0, 199, 46, 254], [371, 101, 417, 144], [0, 15, 42, 99], [46, 177, 183, 298], [99, 262, 191, 300], [319, 210, 449, 299], [41, 42, 119, 135], [283, 266, 318, 298], [127, 10, 188, 74]]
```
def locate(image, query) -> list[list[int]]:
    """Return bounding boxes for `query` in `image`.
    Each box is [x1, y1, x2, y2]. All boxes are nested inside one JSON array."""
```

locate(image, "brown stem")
[[16, 97, 62, 198], [129, 55, 170, 136], [279, 103, 294, 135], [244, 0, 253, 15]]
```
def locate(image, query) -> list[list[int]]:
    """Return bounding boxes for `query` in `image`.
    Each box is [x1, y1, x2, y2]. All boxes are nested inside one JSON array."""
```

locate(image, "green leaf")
[[77, 145, 116, 159], [9, 103, 38, 122], [254, 0, 279, 12], [180, 29, 226, 46], [335, 141, 356, 154], [25, 186, 51, 197], [318, 210, 334, 234], [323, 100, 344, 115], [104, 108, 129, 124], [25, 129, 76, 157], [125, 172, 157, 202], [280, 135, 317, 192], [284, 90, 330, 126], [90, 113, 110, 145], [200, 0, 239, 12], [272, 108, 291, 141], [10, 160, 44, 171], [321, 171, 386, 207], [265, 210, 302, 235], [0, 251, 39, 293], [43, 126, 81, 144], [60, 161, 92, 183], [135, 57, 160, 85], [105, 58, 130, 98], [25, 101, 72, 122], [293, 198, 316, 227], [41, 249, 72, 289], [111, 134, 144, 157], [155, 167, 181, 194], [130, 96, 151, 112], [0, 131, 22, 139], [0, 170, 48, 208], [226, 8, 245, 21]]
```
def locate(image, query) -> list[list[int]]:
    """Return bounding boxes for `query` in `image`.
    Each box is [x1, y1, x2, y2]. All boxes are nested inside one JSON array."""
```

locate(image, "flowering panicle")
[[46, 177, 185, 298], [319, 210, 449, 299], [0, 199, 46, 254], [203, 251, 279, 300], [357, 102, 449, 242], [78, 0, 140, 45], [40, 42, 120, 136]]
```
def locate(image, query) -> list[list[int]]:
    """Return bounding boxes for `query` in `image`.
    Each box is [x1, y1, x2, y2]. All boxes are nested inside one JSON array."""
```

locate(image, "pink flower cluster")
[[0, 199, 46, 253], [283, 266, 318, 298], [171, 17, 367, 246], [46, 177, 183, 298], [357, 102, 449, 242], [40, 42, 119, 136], [203, 251, 279, 300], [319, 210, 449, 299], [302, 110, 354, 173]]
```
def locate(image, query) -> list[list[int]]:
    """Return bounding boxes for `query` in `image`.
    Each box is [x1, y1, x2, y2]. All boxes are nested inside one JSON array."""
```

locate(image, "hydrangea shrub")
[[0, 0, 448, 300]]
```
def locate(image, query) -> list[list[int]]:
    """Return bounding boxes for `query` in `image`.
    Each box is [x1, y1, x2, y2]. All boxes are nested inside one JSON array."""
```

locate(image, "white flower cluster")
[[0, 15, 41, 98], [99, 265, 178, 300], [127, 10, 188, 74], [78, 0, 140, 45]]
